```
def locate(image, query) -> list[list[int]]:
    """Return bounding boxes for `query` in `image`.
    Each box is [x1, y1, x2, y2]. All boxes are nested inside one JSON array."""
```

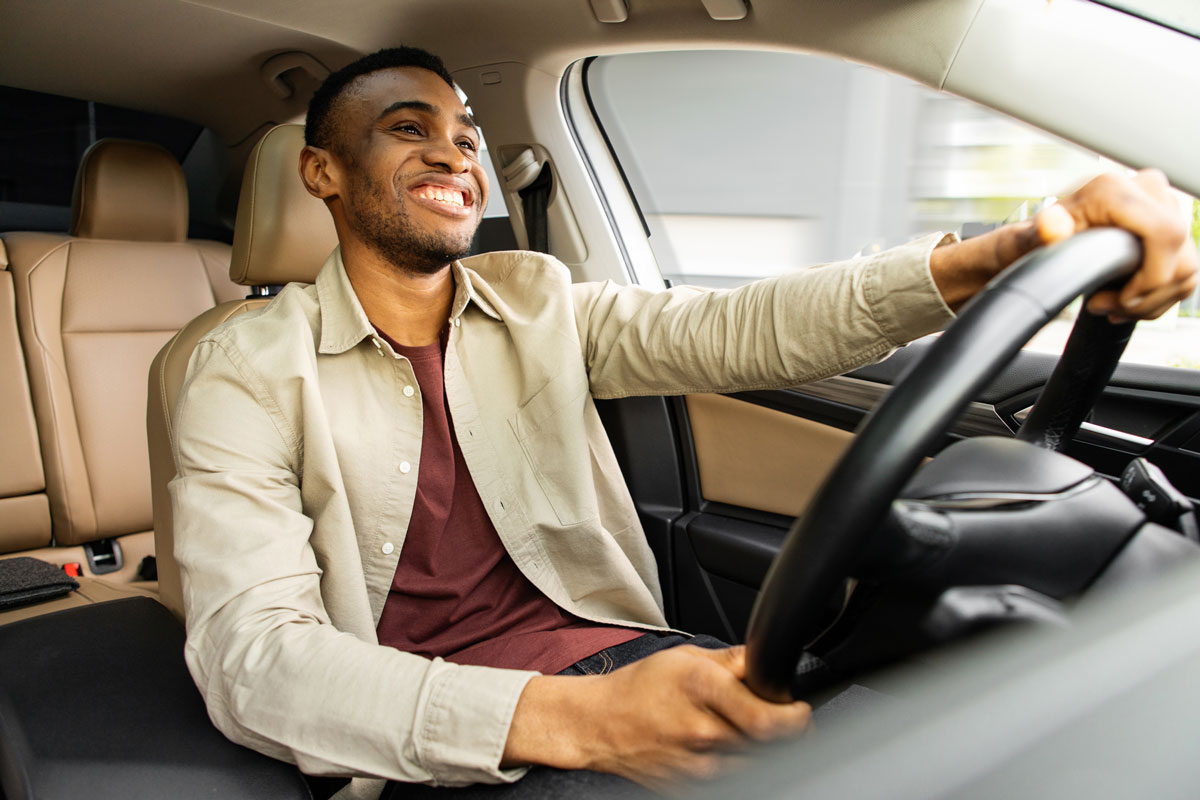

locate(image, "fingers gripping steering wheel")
[[744, 229, 1143, 700]]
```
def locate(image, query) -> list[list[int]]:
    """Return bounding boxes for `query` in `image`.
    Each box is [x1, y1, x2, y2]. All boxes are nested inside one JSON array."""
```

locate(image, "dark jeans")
[[381, 632, 728, 800]]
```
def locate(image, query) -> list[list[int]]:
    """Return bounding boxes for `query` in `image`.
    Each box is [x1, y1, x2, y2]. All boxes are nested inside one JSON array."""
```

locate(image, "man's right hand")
[[503, 644, 812, 791]]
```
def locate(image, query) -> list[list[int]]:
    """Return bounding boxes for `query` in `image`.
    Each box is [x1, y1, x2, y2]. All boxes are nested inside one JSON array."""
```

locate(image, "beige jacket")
[[170, 239, 953, 789]]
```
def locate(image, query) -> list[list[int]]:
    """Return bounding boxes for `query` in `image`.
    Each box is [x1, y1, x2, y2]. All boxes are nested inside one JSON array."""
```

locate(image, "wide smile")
[[408, 182, 475, 219]]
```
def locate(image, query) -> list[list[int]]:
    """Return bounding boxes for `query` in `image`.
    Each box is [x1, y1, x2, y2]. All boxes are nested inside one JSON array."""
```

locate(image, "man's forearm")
[[928, 219, 1040, 311]]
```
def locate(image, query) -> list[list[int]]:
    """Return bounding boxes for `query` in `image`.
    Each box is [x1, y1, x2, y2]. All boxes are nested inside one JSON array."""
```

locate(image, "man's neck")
[[341, 242, 456, 347]]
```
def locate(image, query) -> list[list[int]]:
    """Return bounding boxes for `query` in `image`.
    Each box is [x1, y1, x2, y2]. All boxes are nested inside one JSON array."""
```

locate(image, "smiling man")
[[170, 47, 1198, 800]]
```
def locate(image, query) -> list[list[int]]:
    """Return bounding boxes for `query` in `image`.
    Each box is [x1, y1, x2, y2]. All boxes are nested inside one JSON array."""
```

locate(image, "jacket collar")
[[315, 247, 502, 355]]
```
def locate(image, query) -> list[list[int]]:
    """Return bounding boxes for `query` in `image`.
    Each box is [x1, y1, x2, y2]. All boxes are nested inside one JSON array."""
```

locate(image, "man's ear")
[[299, 145, 340, 200]]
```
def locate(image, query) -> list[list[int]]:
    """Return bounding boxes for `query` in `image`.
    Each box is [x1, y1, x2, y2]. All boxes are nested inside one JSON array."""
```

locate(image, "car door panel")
[[685, 393, 855, 518]]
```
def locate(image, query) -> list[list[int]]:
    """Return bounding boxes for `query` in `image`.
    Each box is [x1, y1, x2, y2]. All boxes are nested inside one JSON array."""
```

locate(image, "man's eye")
[[392, 123, 420, 135], [458, 140, 478, 152]]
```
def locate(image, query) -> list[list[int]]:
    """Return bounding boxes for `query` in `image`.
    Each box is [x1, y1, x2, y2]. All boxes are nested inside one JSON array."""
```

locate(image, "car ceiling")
[[2, 0, 985, 145], [4, 0, 1199, 200]]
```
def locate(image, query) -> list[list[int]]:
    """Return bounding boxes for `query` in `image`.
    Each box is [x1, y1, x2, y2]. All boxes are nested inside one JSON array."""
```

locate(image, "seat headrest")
[[70, 139, 188, 242], [229, 124, 338, 287]]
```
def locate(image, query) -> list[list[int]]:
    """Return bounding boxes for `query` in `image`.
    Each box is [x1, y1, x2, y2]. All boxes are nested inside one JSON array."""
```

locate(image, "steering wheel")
[[744, 229, 1143, 700]]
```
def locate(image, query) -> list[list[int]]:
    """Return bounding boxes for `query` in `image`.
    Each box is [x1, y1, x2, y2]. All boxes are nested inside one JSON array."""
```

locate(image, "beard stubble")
[[346, 171, 477, 276]]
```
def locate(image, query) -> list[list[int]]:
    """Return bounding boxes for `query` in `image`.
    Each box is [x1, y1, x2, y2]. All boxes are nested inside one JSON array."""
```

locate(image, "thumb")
[[695, 644, 747, 679], [1035, 203, 1078, 245]]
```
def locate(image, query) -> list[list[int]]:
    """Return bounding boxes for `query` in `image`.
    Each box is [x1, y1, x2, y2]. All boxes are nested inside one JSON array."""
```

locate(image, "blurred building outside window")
[[586, 50, 1200, 369]]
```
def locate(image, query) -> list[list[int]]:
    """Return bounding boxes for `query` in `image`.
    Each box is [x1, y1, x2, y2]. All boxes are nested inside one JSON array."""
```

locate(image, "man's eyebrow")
[[377, 100, 478, 130]]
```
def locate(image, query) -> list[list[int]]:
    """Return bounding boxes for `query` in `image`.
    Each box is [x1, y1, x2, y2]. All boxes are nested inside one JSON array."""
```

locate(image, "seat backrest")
[[3, 139, 242, 550], [149, 124, 338, 620], [0, 240, 52, 554]]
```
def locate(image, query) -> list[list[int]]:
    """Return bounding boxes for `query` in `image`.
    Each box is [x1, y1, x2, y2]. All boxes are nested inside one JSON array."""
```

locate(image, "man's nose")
[[422, 136, 469, 173]]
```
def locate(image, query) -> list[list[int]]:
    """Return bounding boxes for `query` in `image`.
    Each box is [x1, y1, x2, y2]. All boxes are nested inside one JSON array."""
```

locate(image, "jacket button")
[[382, 542, 395, 555], [403, 385, 415, 397], [398, 461, 411, 474]]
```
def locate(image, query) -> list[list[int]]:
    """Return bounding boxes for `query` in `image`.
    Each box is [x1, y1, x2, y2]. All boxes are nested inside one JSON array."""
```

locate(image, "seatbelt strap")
[[518, 164, 552, 254], [501, 148, 553, 254]]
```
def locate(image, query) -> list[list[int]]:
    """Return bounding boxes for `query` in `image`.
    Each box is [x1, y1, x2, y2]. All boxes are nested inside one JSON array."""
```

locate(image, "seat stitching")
[[21, 239, 97, 543], [239, 131, 265, 283], [157, 332, 180, 444]]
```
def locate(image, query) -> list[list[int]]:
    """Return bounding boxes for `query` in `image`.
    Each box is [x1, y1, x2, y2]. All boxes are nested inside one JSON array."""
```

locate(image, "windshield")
[[1096, 0, 1200, 38]]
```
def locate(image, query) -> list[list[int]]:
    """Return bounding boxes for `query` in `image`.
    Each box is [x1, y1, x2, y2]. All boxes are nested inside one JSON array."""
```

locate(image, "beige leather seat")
[[0, 239, 52, 556], [149, 124, 338, 620], [0, 139, 244, 620]]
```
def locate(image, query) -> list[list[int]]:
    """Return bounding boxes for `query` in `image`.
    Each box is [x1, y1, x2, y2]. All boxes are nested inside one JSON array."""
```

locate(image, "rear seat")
[[0, 239, 51, 553], [0, 138, 241, 621]]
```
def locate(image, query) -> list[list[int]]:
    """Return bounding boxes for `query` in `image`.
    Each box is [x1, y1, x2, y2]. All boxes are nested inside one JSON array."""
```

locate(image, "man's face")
[[330, 67, 488, 274]]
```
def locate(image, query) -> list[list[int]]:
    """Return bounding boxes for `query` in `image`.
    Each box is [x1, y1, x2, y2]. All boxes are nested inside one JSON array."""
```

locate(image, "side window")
[[585, 50, 1200, 369], [0, 86, 211, 236]]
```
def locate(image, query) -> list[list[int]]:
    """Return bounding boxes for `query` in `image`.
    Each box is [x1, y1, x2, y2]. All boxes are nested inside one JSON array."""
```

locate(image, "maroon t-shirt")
[[374, 329, 641, 674]]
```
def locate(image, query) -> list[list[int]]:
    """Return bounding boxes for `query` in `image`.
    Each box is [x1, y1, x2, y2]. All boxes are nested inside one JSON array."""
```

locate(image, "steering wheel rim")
[[744, 229, 1144, 700]]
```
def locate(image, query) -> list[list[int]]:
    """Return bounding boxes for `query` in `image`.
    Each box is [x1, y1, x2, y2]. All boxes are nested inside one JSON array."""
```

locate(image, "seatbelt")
[[518, 164, 552, 254], [501, 148, 553, 254]]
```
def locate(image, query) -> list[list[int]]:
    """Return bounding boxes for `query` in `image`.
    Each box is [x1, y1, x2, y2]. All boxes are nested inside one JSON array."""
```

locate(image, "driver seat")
[[147, 124, 337, 621]]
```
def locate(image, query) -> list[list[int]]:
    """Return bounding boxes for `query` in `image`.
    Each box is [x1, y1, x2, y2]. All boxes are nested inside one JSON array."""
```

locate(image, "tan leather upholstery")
[[0, 241, 53, 553], [6, 232, 225, 546], [149, 123, 338, 620], [71, 139, 189, 242], [0, 137, 242, 625], [229, 124, 338, 286], [685, 393, 854, 518]]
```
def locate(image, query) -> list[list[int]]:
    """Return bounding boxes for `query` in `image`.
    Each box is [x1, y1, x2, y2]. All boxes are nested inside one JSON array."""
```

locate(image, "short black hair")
[[305, 46, 457, 151]]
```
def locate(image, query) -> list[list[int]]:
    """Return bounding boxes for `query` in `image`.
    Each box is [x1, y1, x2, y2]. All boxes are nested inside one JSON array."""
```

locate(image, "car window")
[[0, 83, 516, 256], [1097, 0, 1200, 39], [0, 85, 208, 235], [585, 50, 1200, 370]]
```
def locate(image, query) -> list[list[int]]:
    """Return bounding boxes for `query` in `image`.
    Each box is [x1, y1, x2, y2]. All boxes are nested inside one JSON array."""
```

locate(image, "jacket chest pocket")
[[508, 374, 596, 526]]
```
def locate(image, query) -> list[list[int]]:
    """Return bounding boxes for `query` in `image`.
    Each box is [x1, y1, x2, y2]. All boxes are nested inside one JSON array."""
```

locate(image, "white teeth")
[[416, 186, 466, 207]]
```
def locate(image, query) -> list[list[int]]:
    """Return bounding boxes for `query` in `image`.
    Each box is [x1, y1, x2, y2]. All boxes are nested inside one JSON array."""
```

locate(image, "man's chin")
[[351, 203, 479, 275], [374, 236, 474, 276]]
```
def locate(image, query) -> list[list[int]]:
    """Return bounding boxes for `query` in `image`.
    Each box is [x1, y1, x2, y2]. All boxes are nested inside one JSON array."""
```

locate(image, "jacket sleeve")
[[170, 339, 535, 787], [572, 233, 955, 399]]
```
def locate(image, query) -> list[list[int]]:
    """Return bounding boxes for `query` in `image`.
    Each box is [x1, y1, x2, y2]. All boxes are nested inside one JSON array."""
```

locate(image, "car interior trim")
[[560, 60, 661, 288], [685, 392, 856, 518], [1015, 405, 1156, 449]]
